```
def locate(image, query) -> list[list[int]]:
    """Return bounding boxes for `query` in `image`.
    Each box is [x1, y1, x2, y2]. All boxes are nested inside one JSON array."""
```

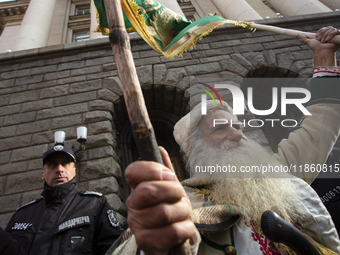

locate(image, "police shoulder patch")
[[83, 191, 103, 196], [107, 210, 119, 227], [17, 198, 42, 211], [11, 222, 33, 231]]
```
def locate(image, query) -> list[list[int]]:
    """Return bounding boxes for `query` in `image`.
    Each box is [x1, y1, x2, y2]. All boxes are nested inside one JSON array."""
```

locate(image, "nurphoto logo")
[[197, 81, 311, 128]]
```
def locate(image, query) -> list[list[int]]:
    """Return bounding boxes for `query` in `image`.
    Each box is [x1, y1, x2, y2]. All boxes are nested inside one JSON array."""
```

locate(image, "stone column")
[[212, 0, 262, 21], [0, 24, 21, 53], [12, 0, 57, 51], [319, 0, 340, 11], [90, 0, 102, 40], [157, 0, 185, 17], [245, 0, 277, 18], [266, 0, 331, 16]]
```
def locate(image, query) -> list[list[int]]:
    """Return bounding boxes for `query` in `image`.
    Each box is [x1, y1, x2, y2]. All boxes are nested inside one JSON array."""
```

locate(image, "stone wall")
[[0, 12, 340, 229], [0, 42, 128, 228]]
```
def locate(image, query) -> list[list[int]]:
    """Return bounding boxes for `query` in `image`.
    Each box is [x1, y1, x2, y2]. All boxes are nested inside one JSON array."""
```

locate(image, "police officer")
[[0, 145, 123, 255]]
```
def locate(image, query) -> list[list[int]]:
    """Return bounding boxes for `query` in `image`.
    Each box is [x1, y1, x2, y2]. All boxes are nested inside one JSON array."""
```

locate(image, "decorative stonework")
[[0, 0, 29, 24]]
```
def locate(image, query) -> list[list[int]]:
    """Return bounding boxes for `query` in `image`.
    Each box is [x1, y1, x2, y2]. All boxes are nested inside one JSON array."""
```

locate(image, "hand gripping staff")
[[102, 0, 193, 254]]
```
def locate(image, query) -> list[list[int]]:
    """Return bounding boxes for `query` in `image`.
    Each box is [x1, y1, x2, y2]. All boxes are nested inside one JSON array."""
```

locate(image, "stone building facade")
[[0, 2, 340, 230], [0, 0, 339, 53]]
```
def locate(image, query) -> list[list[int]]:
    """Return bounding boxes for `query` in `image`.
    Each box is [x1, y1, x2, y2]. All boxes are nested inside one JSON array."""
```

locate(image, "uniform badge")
[[11, 223, 32, 230], [107, 210, 119, 227], [54, 145, 64, 151]]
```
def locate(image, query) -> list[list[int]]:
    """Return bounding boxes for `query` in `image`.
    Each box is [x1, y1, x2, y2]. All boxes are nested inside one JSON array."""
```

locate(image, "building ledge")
[[218, 11, 340, 32], [0, 11, 339, 64]]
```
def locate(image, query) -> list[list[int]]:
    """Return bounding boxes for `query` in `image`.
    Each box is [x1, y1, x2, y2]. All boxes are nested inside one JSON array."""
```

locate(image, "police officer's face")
[[42, 154, 76, 186]]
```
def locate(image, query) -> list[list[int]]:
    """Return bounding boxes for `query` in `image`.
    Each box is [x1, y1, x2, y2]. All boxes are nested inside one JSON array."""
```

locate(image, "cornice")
[[0, 0, 29, 24], [68, 13, 91, 29], [0, 12, 339, 64]]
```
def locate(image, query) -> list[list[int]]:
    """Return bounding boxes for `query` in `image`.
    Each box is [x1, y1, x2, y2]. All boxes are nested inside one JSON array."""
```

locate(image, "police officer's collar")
[[41, 178, 76, 204]]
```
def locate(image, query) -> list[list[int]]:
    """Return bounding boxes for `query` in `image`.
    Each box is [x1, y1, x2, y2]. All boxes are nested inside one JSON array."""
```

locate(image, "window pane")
[[75, 5, 90, 15], [73, 32, 90, 42]]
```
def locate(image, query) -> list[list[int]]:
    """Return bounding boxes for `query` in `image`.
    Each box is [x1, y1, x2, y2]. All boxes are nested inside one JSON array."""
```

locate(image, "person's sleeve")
[[106, 227, 201, 255], [292, 178, 340, 254], [93, 197, 125, 255], [0, 227, 25, 255], [274, 68, 340, 184]]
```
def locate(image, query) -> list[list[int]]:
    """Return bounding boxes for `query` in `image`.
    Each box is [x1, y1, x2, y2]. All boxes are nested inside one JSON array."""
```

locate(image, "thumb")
[[159, 146, 175, 173], [301, 35, 309, 45]]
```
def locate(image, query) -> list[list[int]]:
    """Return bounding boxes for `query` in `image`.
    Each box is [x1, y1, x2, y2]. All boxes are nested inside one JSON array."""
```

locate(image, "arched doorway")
[[118, 110, 188, 199]]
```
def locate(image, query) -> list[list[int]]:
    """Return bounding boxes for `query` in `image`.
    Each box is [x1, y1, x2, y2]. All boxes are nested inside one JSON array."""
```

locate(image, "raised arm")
[[275, 26, 340, 183]]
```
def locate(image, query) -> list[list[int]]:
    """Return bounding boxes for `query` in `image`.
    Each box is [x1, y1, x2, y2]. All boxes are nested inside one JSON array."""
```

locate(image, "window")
[[73, 31, 90, 42], [75, 4, 90, 15], [186, 15, 196, 22]]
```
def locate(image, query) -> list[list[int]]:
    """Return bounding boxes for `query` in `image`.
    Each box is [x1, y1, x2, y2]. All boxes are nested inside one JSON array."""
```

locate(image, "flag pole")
[[249, 23, 340, 44]]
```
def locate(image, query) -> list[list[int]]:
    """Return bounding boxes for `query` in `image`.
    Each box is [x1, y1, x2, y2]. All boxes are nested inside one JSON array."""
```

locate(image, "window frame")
[[73, 30, 90, 42], [75, 4, 90, 16]]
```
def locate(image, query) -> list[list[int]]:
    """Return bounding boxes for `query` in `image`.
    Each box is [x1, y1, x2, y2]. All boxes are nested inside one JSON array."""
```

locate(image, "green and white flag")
[[94, 0, 254, 59]]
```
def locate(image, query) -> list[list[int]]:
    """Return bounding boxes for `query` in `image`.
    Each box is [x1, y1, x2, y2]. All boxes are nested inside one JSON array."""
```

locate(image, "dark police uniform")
[[311, 149, 340, 236], [5, 178, 123, 255]]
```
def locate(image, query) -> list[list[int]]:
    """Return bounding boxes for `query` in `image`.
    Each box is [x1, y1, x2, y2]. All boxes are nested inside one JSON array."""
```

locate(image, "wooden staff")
[[103, 0, 162, 164], [102, 0, 192, 254], [249, 23, 340, 44]]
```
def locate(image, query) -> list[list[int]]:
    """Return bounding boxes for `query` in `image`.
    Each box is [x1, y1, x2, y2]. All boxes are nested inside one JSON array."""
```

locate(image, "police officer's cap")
[[43, 145, 76, 164]]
